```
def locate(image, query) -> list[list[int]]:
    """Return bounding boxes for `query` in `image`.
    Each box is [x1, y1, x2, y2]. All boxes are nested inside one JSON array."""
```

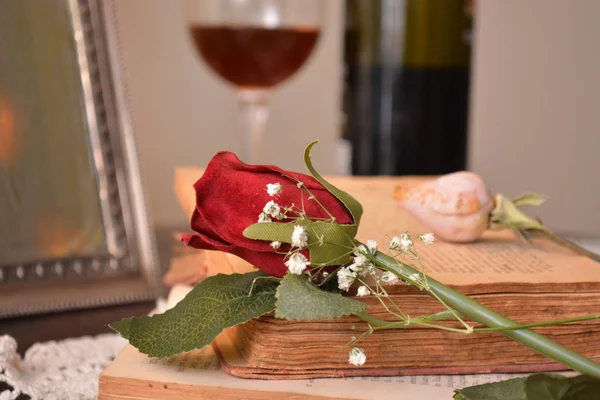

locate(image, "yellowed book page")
[[329, 177, 600, 291]]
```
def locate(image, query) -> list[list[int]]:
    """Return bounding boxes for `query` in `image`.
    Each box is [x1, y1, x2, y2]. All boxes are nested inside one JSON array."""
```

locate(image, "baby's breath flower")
[[418, 232, 435, 245], [350, 257, 374, 277], [356, 285, 371, 297], [348, 347, 366, 366], [291, 225, 309, 248], [408, 273, 421, 283], [366, 240, 378, 254], [337, 267, 357, 291], [353, 253, 369, 267], [258, 212, 272, 223], [381, 271, 399, 285], [263, 200, 281, 218], [270, 241, 281, 250], [266, 183, 282, 197], [296, 181, 304, 188], [399, 232, 412, 253], [354, 245, 367, 256], [285, 253, 310, 275], [364, 264, 376, 276], [366, 264, 377, 276], [322, 271, 329, 277], [389, 236, 401, 250]]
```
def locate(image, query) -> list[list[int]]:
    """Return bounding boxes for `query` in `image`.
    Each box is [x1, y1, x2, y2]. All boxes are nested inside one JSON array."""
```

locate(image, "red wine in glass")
[[189, 26, 320, 88]]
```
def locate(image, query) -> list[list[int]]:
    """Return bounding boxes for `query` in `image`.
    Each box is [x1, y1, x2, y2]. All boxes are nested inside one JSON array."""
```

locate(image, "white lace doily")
[[0, 333, 127, 400]]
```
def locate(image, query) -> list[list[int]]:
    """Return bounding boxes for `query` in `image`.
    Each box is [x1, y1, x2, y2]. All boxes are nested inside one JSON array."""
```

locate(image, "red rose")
[[181, 152, 354, 277]]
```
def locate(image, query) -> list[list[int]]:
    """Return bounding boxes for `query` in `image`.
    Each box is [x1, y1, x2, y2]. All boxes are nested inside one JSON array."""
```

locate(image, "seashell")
[[395, 172, 494, 243]]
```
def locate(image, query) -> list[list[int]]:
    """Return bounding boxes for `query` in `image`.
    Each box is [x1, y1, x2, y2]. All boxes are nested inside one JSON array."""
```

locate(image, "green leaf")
[[454, 374, 600, 400], [454, 377, 528, 400], [109, 271, 277, 358], [512, 193, 547, 207], [243, 219, 356, 266], [275, 274, 368, 320], [525, 374, 570, 399], [303, 141, 363, 225], [563, 375, 600, 399]]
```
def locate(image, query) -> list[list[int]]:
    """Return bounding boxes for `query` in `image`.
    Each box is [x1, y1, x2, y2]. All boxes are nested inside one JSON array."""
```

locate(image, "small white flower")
[[296, 181, 304, 188], [258, 212, 272, 223], [399, 232, 412, 253], [348, 347, 366, 366], [337, 267, 357, 291], [349, 257, 375, 277], [364, 264, 376, 276], [291, 225, 309, 248], [381, 271, 399, 285], [322, 271, 329, 277], [356, 285, 371, 297], [366, 240, 378, 254], [353, 253, 369, 267], [270, 241, 281, 250], [356, 244, 368, 255], [418, 232, 435, 245], [408, 273, 421, 283], [266, 183, 282, 197], [263, 200, 281, 218], [285, 253, 310, 275], [347, 263, 359, 273], [389, 236, 401, 250]]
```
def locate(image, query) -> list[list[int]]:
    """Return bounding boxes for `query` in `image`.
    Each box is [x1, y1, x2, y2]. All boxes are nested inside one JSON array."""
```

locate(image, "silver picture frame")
[[0, 0, 161, 318]]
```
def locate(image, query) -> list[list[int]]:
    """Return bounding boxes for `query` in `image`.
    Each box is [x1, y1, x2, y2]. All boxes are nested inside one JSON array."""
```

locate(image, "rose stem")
[[533, 229, 600, 263], [363, 243, 600, 378]]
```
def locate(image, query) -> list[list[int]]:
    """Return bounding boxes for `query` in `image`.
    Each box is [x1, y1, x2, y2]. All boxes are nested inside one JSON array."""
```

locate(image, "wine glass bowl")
[[189, 26, 320, 89], [185, 0, 323, 163]]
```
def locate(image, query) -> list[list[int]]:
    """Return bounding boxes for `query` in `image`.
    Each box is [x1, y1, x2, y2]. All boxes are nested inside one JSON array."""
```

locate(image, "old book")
[[171, 168, 600, 378], [99, 286, 543, 399]]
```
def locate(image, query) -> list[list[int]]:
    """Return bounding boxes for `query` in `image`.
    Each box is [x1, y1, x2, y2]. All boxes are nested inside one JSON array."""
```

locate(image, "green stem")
[[358, 311, 600, 333], [474, 314, 600, 332], [357, 312, 468, 334], [533, 229, 600, 263], [363, 243, 600, 378]]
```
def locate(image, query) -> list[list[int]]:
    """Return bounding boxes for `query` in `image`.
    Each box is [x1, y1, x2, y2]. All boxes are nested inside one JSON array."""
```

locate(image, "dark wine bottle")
[[344, 0, 472, 175]]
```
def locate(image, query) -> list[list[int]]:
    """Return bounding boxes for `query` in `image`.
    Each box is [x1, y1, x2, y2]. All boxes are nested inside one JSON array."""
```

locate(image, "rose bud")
[[181, 152, 355, 277], [395, 171, 494, 243]]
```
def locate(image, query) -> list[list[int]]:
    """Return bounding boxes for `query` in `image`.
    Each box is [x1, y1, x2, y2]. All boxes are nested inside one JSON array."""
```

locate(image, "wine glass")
[[185, 0, 323, 164]]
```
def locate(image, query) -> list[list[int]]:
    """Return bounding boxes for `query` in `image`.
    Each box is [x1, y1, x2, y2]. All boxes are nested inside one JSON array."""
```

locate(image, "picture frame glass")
[[0, 0, 160, 318], [0, 1, 108, 266]]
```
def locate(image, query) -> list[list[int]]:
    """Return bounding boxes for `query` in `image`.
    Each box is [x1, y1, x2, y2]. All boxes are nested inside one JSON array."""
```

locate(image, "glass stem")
[[236, 89, 270, 164]]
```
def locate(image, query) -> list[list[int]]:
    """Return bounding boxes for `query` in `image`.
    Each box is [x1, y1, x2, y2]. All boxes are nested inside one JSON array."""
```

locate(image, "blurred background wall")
[[109, 0, 343, 229], [468, 0, 600, 236]]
